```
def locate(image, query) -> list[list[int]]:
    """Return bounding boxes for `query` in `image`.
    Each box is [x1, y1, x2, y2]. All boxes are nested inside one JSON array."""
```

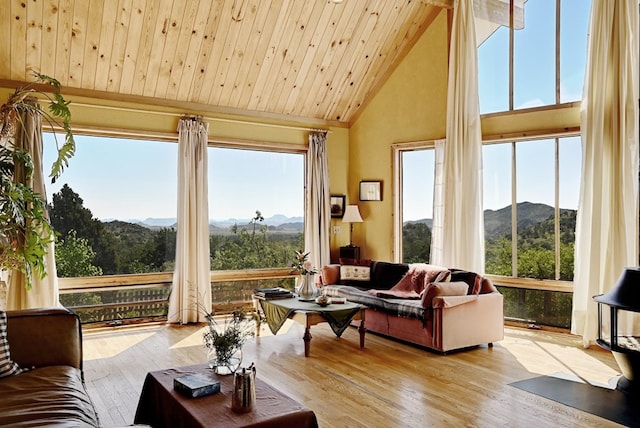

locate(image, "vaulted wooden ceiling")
[[0, 0, 514, 125]]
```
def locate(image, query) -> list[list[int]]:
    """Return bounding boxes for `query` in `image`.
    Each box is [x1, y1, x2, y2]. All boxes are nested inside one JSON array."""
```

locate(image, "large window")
[[207, 146, 305, 271], [403, 149, 435, 264], [43, 133, 178, 277], [393, 145, 436, 263], [483, 136, 580, 281], [478, 0, 591, 113]]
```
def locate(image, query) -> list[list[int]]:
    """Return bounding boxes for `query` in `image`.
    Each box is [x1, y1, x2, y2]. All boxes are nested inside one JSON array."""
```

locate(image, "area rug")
[[510, 375, 640, 427]]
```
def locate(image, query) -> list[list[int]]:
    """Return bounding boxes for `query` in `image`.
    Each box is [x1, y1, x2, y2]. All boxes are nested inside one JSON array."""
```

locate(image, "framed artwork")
[[330, 194, 346, 218], [359, 181, 382, 201]]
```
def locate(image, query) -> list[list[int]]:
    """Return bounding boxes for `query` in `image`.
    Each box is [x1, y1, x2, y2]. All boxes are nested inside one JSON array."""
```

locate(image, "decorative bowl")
[[315, 296, 330, 307]]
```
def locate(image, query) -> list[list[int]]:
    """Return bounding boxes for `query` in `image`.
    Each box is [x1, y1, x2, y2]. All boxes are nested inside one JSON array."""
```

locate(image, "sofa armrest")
[[431, 294, 478, 309], [432, 292, 504, 352], [5, 307, 83, 370]]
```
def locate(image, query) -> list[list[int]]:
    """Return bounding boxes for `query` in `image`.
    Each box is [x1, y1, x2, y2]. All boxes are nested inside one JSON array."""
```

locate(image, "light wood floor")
[[82, 319, 625, 428]]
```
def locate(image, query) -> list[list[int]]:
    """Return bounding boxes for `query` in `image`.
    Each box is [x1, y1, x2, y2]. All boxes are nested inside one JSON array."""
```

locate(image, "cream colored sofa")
[[321, 261, 504, 353]]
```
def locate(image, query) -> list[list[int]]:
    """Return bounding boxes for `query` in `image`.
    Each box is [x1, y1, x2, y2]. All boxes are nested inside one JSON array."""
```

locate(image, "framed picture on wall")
[[359, 181, 382, 201], [330, 194, 346, 218]]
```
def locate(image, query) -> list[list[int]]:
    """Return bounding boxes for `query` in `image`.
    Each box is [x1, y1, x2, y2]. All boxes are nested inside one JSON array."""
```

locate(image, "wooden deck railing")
[[59, 269, 296, 324]]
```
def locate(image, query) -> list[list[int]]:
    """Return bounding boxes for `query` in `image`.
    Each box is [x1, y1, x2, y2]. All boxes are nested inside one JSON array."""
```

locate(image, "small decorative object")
[[232, 363, 256, 413], [330, 194, 346, 218], [203, 310, 255, 375], [315, 295, 330, 307], [291, 250, 318, 301]]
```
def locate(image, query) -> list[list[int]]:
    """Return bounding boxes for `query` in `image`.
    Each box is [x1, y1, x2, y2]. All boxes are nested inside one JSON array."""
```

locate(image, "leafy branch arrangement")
[[0, 71, 75, 289], [203, 310, 256, 366]]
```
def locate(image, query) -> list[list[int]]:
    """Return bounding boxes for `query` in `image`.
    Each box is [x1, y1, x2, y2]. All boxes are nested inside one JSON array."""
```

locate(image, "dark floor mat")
[[510, 375, 640, 427]]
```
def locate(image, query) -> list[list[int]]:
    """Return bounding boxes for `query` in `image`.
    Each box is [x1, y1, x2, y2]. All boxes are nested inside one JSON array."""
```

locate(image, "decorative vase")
[[297, 273, 317, 301], [207, 347, 243, 375]]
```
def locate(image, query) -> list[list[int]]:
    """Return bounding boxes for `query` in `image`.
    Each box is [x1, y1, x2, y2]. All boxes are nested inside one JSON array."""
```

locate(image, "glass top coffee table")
[[253, 297, 366, 357]]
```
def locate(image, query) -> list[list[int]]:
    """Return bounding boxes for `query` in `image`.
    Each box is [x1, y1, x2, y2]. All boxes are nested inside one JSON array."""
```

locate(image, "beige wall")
[[348, 11, 449, 262]]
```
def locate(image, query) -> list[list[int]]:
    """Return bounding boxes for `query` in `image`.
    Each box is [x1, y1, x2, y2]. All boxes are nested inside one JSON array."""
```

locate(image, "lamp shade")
[[594, 267, 640, 312], [342, 205, 363, 223]]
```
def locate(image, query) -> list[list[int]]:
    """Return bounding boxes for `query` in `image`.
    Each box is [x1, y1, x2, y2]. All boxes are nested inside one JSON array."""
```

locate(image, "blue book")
[[173, 373, 221, 398]]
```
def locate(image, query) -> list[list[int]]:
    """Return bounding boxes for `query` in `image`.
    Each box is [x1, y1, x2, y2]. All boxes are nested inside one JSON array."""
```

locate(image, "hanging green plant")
[[0, 71, 75, 290]]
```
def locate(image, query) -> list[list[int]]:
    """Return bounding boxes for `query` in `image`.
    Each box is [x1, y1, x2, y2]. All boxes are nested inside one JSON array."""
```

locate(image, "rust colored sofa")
[[321, 261, 504, 353], [0, 307, 100, 427]]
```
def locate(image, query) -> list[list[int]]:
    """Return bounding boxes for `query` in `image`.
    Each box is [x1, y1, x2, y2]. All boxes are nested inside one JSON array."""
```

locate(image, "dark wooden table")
[[134, 363, 318, 428], [255, 297, 366, 357]]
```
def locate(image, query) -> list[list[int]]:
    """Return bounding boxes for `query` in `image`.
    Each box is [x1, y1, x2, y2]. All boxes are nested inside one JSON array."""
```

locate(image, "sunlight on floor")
[[500, 330, 620, 387], [83, 328, 158, 360]]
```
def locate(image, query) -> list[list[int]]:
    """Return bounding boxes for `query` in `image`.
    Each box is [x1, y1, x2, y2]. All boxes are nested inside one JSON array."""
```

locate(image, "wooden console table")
[[134, 363, 318, 428]]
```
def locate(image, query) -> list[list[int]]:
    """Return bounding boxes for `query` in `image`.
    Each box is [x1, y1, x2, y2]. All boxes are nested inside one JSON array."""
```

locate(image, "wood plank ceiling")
[[0, 0, 514, 125]]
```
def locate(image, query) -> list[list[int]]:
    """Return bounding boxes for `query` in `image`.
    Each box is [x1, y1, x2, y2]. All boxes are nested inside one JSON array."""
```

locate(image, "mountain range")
[[108, 202, 573, 236], [404, 201, 576, 238], [124, 214, 304, 232]]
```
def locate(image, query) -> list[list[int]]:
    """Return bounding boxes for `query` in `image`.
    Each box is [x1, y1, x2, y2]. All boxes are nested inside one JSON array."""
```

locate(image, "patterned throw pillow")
[[0, 311, 22, 378], [340, 265, 371, 282]]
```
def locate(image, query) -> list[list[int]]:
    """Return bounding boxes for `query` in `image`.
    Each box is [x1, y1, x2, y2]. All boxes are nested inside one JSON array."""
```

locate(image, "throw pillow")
[[370, 261, 410, 290], [0, 311, 22, 378], [449, 269, 482, 295], [321, 265, 340, 285], [421, 281, 469, 308], [340, 265, 371, 282]]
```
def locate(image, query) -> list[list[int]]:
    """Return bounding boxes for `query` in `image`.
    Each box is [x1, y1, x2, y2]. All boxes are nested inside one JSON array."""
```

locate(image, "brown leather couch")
[[0, 307, 100, 427]]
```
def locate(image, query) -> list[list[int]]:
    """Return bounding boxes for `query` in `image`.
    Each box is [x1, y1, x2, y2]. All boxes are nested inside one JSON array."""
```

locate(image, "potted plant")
[[0, 71, 75, 291], [203, 309, 256, 375]]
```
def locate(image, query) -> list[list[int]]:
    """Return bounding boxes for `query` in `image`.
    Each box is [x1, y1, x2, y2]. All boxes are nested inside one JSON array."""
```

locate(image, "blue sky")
[[44, 1, 590, 223], [43, 135, 304, 221]]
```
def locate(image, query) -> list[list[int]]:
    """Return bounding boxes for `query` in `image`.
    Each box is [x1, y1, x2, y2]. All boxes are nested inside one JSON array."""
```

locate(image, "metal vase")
[[231, 364, 256, 413]]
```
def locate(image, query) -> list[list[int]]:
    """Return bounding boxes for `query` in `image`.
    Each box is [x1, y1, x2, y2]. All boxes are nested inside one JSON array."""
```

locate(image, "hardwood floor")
[[82, 319, 625, 427]]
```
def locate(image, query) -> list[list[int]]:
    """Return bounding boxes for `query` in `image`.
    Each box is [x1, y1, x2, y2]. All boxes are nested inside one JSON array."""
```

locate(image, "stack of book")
[[254, 287, 294, 300]]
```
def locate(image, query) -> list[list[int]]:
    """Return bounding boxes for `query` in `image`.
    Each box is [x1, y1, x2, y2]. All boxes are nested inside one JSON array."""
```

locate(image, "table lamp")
[[342, 205, 363, 246]]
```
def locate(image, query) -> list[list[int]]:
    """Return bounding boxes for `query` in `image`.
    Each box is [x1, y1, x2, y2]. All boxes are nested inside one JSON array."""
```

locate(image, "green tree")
[[49, 184, 118, 274], [211, 211, 301, 270], [55, 230, 102, 277], [402, 222, 431, 263]]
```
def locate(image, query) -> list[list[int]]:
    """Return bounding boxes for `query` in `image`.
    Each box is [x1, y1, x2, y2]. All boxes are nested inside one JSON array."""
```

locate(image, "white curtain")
[[571, 0, 639, 345], [431, 0, 484, 272], [304, 131, 331, 272], [6, 103, 59, 309], [168, 117, 211, 324]]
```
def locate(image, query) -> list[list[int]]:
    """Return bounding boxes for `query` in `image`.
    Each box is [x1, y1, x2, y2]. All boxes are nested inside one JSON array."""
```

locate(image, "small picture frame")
[[359, 181, 382, 201], [330, 194, 346, 218]]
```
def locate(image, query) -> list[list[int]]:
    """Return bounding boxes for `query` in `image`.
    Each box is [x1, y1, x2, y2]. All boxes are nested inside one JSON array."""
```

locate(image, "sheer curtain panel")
[[304, 131, 331, 271], [431, 0, 484, 272], [572, 0, 639, 346], [169, 117, 211, 323]]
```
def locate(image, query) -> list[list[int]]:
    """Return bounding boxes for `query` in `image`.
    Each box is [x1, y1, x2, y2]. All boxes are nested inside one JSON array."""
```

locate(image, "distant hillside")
[[106, 215, 304, 236], [405, 202, 576, 239]]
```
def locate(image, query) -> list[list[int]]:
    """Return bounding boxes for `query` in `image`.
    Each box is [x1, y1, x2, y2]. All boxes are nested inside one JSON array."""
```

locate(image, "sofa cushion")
[[368, 264, 450, 299], [421, 281, 469, 308], [449, 269, 482, 295], [321, 265, 340, 285], [370, 261, 410, 290], [340, 265, 371, 283], [0, 365, 100, 427], [0, 311, 22, 379]]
